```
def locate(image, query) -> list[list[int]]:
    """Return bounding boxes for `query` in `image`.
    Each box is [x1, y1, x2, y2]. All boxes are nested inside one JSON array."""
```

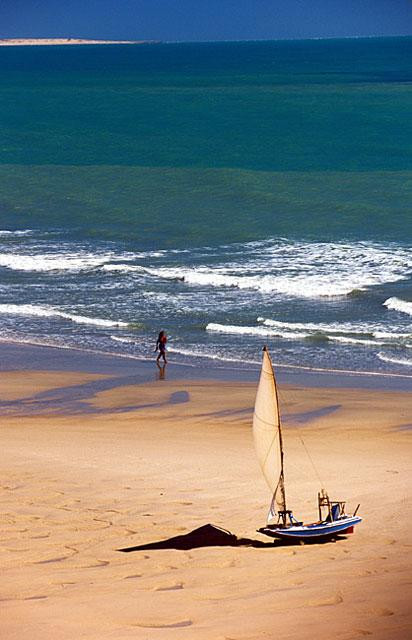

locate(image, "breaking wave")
[[0, 229, 33, 236], [100, 239, 412, 299], [258, 317, 411, 343], [0, 252, 117, 273], [125, 264, 402, 298], [0, 304, 128, 327], [168, 345, 260, 365], [377, 353, 412, 367], [206, 322, 308, 339], [329, 336, 382, 346], [1, 238, 411, 301], [384, 297, 412, 317], [110, 335, 137, 343], [207, 318, 412, 349]]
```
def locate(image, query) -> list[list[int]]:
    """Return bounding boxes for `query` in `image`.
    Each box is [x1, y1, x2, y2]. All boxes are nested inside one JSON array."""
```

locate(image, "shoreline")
[[1, 338, 411, 392]]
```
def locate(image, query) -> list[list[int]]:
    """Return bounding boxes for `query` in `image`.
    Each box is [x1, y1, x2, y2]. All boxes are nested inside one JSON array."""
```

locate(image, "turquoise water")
[[0, 38, 411, 375]]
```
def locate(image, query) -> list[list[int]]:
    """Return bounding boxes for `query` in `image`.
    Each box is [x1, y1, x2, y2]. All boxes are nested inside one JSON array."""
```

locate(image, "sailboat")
[[253, 347, 362, 542]]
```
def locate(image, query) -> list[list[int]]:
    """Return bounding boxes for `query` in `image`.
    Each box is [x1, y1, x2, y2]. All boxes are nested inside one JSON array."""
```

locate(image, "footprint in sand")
[[92, 517, 113, 526], [309, 592, 343, 607], [79, 559, 110, 568], [32, 554, 73, 564], [131, 619, 192, 629], [223, 637, 255, 640], [374, 608, 394, 617], [153, 582, 184, 591]]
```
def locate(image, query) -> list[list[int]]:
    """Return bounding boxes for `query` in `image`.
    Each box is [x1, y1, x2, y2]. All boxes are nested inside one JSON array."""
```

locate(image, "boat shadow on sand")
[[118, 523, 347, 552]]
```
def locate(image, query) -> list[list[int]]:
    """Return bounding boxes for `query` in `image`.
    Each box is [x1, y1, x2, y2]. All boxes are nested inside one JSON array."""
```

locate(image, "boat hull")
[[259, 516, 362, 541]]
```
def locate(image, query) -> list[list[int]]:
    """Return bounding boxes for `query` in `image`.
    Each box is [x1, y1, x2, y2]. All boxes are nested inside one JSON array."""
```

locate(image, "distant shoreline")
[[0, 38, 158, 47]]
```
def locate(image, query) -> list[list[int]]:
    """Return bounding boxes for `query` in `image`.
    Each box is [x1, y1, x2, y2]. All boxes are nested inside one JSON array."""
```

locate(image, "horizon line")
[[0, 33, 411, 46]]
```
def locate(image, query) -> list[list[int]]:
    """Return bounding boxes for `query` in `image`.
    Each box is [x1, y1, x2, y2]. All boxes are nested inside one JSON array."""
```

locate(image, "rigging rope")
[[298, 434, 324, 490], [277, 385, 324, 489]]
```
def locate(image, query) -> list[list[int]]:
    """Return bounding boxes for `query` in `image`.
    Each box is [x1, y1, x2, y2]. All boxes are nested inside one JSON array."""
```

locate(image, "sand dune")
[[0, 38, 150, 46]]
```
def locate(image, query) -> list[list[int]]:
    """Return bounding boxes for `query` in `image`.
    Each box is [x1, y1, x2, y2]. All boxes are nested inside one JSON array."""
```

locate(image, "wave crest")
[[206, 322, 308, 339], [383, 297, 412, 317], [0, 304, 128, 327], [112, 240, 412, 299], [0, 229, 33, 237], [0, 252, 116, 273], [377, 352, 412, 367]]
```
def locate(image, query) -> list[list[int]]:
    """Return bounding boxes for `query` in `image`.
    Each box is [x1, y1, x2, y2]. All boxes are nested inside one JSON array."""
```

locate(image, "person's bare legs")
[[157, 351, 167, 364]]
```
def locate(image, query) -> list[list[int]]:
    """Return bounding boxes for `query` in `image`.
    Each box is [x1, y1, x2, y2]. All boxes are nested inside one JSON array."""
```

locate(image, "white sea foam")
[[259, 317, 411, 344], [120, 240, 412, 299], [0, 229, 33, 236], [383, 297, 412, 317], [0, 252, 116, 272], [102, 263, 145, 273], [207, 320, 412, 349], [373, 330, 412, 340], [329, 336, 382, 346], [110, 335, 137, 343], [259, 317, 370, 334], [142, 265, 358, 297], [377, 353, 412, 367], [3, 238, 409, 302], [169, 345, 260, 365], [0, 304, 128, 327]]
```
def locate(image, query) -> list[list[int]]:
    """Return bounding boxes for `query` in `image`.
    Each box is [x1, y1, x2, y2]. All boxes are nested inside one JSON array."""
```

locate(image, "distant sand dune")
[[0, 38, 155, 46]]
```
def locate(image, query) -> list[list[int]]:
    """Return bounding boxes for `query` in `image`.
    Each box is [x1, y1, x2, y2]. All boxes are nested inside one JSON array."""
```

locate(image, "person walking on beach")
[[155, 330, 168, 364]]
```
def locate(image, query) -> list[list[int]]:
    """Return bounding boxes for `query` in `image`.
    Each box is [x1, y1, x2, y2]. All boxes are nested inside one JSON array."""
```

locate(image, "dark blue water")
[[0, 38, 411, 377]]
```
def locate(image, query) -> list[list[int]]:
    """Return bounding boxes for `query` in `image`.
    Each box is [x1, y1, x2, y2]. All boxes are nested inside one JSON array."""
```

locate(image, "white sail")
[[253, 348, 286, 518]]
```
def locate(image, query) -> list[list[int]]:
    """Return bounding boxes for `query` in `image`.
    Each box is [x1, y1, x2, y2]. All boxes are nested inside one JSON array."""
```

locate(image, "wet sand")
[[1, 359, 411, 639]]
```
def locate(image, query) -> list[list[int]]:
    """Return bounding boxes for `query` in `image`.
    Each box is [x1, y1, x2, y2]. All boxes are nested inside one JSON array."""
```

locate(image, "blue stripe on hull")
[[261, 516, 362, 540]]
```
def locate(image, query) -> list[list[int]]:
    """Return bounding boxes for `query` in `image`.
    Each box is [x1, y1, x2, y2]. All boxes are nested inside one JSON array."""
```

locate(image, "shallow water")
[[0, 38, 411, 376]]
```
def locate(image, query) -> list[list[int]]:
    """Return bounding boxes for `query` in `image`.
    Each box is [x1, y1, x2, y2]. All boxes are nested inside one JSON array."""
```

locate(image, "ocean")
[[0, 37, 411, 377]]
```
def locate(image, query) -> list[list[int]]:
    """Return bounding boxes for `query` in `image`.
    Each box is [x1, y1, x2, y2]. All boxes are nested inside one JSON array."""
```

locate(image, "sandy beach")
[[1, 347, 411, 639]]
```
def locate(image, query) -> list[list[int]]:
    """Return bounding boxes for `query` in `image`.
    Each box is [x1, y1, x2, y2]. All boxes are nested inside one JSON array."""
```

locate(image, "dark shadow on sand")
[[118, 523, 276, 551], [0, 375, 190, 417], [283, 404, 341, 424], [194, 404, 342, 425], [118, 523, 349, 552]]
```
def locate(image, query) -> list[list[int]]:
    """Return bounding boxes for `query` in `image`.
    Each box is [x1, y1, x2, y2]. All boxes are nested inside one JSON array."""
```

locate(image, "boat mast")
[[264, 346, 287, 520]]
